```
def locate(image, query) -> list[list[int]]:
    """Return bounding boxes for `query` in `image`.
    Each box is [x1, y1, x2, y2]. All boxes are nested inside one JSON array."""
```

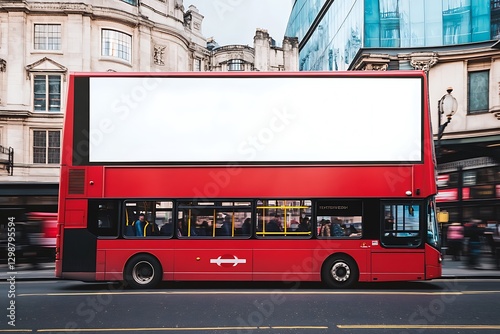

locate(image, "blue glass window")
[[120, 0, 137, 5], [491, 0, 500, 39], [442, 0, 471, 45], [379, 0, 400, 47]]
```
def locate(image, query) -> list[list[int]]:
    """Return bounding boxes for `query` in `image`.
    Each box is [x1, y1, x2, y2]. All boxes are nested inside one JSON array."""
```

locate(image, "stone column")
[[254, 29, 270, 71]]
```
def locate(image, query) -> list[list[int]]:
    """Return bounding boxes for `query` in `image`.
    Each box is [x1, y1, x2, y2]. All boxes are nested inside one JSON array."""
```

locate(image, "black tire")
[[124, 254, 162, 289], [321, 254, 359, 289]]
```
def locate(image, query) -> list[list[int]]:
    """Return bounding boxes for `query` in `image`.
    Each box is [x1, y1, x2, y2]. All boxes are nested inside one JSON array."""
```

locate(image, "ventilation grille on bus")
[[68, 169, 85, 195]]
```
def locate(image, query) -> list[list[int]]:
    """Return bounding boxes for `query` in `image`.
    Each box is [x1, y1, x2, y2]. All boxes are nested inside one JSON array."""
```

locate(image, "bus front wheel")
[[124, 254, 162, 289], [321, 255, 358, 289]]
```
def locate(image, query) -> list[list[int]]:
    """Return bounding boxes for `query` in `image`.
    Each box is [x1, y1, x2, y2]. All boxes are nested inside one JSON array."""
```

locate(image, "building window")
[[101, 29, 132, 62], [120, 0, 137, 4], [492, 0, 500, 39], [34, 24, 61, 51], [442, 1, 471, 45], [379, 0, 400, 47], [194, 58, 202, 71], [468, 70, 489, 113], [228, 59, 244, 71], [33, 130, 60, 164], [34, 75, 61, 112]]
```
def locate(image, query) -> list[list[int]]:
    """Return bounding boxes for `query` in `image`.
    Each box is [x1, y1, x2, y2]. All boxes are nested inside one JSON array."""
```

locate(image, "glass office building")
[[285, 0, 500, 233], [286, 0, 497, 71]]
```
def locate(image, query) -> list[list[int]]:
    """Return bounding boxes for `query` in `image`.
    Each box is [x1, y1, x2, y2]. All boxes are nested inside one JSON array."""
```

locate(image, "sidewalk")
[[1, 255, 500, 282], [0, 262, 56, 280], [441, 253, 500, 278]]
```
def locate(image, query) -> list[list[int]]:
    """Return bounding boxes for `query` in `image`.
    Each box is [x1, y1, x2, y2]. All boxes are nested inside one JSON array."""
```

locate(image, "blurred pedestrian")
[[447, 222, 464, 261], [465, 220, 483, 269]]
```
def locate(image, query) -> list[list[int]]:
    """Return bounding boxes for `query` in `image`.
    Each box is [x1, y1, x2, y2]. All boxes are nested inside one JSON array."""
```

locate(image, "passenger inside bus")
[[145, 219, 159, 236], [295, 217, 311, 233], [176, 219, 184, 237], [266, 216, 282, 232], [331, 219, 345, 236], [241, 218, 251, 235], [195, 221, 210, 236], [135, 214, 146, 237], [160, 219, 173, 236], [319, 219, 330, 236], [219, 215, 232, 236]]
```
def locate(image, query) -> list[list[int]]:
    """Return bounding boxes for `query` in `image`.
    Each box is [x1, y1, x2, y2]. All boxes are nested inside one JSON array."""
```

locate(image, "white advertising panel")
[[88, 76, 422, 164]]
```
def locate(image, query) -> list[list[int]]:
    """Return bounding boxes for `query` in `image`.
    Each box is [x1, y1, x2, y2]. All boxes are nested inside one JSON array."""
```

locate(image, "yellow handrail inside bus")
[[231, 212, 235, 237], [213, 209, 216, 237], [256, 231, 311, 236], [257, 202, 311, 237]]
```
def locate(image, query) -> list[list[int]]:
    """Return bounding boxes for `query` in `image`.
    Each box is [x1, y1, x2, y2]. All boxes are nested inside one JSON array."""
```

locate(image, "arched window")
[[101, 29, 132, 62], [228, 59, 244, 71]]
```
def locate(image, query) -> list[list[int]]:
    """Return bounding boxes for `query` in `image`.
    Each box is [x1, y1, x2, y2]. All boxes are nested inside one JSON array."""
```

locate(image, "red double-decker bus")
[[55, 71, 442, 288]]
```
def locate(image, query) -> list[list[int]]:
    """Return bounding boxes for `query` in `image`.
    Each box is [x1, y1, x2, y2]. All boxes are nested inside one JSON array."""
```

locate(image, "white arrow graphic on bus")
[[210, 255, 247, 267]]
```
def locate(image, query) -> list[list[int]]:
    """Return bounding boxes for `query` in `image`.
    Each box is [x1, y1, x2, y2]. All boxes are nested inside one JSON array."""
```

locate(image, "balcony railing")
[[0, 145, 14, 176]]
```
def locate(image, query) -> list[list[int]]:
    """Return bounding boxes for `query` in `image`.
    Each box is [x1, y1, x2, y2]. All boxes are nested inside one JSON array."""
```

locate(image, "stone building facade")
[[209, 29, 299, 72], [0, 0, 298, 210]]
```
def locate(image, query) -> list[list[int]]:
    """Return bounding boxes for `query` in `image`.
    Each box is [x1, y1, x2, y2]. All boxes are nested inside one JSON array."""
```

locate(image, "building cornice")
[[0, 109, 31, 119], [349, 53, 390, 71], [0, 1, 194, 50], [436, 129, 500, 141], [0, 1, 184, 32], [212, 45, 255, 54], [407, 52, 439, 71]]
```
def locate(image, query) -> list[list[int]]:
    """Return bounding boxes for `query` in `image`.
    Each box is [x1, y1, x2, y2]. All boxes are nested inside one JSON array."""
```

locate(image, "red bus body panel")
[[89, 239, 442, 283], [100, 166, 421, 199]]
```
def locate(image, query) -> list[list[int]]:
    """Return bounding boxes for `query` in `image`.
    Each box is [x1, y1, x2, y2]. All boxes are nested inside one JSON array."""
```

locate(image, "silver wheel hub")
[[132, 261, 154, 285], [330, 262, 350, 282]]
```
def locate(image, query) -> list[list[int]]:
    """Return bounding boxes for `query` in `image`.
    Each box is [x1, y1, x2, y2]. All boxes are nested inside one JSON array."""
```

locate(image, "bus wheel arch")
[[123, 253, 162, 289], [321, 253, 359, 289]]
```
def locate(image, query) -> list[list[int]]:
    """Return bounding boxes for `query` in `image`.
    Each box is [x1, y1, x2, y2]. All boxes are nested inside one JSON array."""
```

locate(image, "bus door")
[[173, 201, 253, 281], [371, 203, 425, 281]]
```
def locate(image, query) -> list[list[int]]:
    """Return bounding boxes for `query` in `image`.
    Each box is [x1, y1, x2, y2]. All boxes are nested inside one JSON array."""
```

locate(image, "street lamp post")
[[436, 87, 458, 249], [436, 87, 458, 157]]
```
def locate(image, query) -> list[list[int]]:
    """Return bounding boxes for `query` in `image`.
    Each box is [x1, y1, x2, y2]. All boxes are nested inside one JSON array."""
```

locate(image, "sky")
[[186, 0, 294, 46]]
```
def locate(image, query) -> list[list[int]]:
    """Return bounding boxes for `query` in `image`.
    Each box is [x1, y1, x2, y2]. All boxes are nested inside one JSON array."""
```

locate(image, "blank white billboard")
[[88, 76, 423, 164]]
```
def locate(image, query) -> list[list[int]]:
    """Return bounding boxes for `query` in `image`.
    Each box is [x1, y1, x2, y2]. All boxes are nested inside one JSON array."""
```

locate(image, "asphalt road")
[[1, 278, 500, 333]]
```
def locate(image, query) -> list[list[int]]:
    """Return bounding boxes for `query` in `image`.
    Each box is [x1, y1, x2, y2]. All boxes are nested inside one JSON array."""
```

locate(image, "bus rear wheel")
[[321, 255, 358, 289], [124, 254, 162, 289]]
